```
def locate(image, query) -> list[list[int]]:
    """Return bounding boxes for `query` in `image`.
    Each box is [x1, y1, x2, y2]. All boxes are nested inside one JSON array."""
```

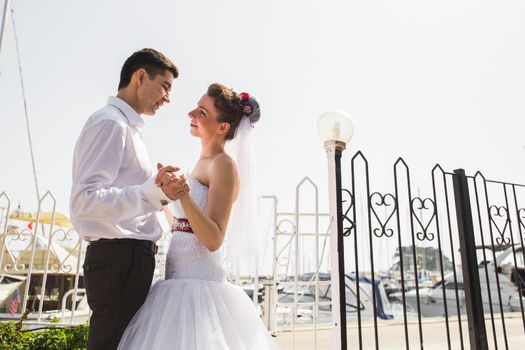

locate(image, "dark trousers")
[[83, 239, 156, 350]]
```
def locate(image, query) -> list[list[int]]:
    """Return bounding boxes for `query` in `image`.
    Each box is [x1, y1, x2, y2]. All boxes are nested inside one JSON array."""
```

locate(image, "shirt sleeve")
[[70, 119, 169, 223]]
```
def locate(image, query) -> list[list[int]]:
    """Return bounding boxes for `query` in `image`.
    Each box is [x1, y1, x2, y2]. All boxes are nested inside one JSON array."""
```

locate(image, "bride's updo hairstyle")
[[207, 83, 260, 141]]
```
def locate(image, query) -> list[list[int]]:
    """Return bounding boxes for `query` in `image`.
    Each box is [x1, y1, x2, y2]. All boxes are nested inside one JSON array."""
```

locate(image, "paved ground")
[[274, 312, 524, 349]]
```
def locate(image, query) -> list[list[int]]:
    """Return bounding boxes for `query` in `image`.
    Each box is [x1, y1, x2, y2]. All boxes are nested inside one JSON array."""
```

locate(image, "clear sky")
[[1, 0, 525, 218]]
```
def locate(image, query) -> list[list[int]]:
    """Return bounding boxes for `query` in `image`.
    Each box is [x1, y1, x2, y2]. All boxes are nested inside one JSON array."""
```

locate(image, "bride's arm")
[[179, 155, 237, 252]]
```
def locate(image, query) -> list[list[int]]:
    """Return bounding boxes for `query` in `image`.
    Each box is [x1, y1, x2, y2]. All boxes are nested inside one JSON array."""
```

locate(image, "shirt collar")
[[107, 96, 145, 128]]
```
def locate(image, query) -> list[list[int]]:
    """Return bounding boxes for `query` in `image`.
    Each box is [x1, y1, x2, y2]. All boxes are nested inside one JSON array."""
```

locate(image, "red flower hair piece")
[[240, 92, 250, 101]]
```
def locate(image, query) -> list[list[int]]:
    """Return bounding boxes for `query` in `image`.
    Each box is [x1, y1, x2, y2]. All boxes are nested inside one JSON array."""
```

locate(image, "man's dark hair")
[[118, 48, 179, 89]]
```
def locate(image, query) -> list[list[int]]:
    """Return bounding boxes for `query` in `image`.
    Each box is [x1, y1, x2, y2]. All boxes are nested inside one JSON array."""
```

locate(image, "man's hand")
[[155, 163, 190, 200], [155, 163, 181, 187]]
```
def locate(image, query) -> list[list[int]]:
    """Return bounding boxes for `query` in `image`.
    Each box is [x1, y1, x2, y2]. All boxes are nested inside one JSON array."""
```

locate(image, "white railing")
[[0, 190, 190, 327], [0, 190, 87, 326], [261, 177, 333, 350], [1, 182, 335, 343]]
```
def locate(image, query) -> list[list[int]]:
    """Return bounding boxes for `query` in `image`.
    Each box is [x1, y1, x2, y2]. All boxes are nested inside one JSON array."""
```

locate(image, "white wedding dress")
[[118, 176, 279, 350]]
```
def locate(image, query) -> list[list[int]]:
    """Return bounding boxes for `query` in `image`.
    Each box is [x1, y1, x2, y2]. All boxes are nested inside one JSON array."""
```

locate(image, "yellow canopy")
[[8, 211, 73, 229]]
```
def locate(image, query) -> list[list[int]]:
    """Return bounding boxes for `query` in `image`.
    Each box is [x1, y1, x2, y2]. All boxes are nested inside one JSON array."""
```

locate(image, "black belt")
[[89, 238, 158, 255]]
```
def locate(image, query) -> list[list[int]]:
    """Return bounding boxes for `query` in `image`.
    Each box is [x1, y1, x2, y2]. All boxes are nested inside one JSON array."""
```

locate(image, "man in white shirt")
[[70, 48, 187, 350]]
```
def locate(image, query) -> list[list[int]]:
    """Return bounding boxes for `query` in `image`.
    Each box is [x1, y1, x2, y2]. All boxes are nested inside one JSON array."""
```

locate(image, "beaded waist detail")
[[171, 217, 193, 233]]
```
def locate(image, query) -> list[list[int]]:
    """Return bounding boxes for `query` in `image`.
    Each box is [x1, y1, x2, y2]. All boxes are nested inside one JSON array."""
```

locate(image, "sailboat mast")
[[1, 1, 41, 203], [0, 0, 11, 76]]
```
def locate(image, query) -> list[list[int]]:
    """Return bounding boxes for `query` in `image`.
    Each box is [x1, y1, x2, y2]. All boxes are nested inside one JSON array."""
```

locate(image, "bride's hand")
[[161, 178, 190, 201]]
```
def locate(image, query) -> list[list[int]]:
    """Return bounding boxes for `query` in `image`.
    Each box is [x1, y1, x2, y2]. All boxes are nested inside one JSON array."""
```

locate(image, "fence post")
[[452, 169, 488, 350]]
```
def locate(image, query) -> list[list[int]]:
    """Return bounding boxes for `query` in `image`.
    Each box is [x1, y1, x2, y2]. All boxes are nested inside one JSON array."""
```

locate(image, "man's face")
[[138, 69, 174, 116]]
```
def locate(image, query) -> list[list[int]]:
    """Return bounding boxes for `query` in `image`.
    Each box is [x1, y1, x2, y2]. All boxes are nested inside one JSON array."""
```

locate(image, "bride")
[[117, 83, 279, 349]]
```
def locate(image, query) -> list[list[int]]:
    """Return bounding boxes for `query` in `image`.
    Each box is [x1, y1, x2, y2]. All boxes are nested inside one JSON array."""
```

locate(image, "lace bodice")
[[165, 176, 225, 282]]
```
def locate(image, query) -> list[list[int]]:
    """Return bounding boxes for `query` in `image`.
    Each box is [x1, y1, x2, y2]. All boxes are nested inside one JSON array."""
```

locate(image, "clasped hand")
[[155, 163, 190, 201]]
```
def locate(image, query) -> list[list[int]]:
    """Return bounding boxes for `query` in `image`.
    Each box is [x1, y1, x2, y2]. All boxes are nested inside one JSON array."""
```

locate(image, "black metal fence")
[[340, 151, 525, 349]]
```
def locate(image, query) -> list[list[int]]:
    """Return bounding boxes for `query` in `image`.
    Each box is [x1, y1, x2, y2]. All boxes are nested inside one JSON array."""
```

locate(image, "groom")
[[70, 48, 188, 350]]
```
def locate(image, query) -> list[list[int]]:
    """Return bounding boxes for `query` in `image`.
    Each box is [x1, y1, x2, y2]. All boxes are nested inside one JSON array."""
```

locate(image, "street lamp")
[[317, 109, 355, 350]]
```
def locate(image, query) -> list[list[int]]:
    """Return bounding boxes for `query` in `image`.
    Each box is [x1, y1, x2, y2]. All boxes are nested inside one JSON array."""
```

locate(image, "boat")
[[0, 217, 89, 323], [275, 272, 393, 326], [391, 245, 525, 317]]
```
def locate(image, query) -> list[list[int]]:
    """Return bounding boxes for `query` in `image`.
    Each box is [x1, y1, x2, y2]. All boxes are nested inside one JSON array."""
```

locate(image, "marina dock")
[[275, 312, 525, 349]]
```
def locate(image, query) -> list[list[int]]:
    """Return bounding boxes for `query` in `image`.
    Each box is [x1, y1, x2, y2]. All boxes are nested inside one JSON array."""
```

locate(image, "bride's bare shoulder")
[[209, 153, 238, 181]]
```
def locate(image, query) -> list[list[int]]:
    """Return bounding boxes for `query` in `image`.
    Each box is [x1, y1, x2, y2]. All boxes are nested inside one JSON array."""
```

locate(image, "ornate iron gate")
[[339, 152, 524, 349]]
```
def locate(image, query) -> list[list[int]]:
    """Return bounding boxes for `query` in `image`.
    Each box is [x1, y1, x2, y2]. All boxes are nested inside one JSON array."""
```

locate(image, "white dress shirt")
[[70, 96, 170, 242]]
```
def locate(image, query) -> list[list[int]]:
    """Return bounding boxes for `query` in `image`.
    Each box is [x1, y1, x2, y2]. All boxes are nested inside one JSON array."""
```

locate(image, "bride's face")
[[188, 94, 229, 140]]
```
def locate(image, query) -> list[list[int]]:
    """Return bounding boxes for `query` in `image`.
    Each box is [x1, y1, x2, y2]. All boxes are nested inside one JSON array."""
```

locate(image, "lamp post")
[[317, 109, 355, 350]]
